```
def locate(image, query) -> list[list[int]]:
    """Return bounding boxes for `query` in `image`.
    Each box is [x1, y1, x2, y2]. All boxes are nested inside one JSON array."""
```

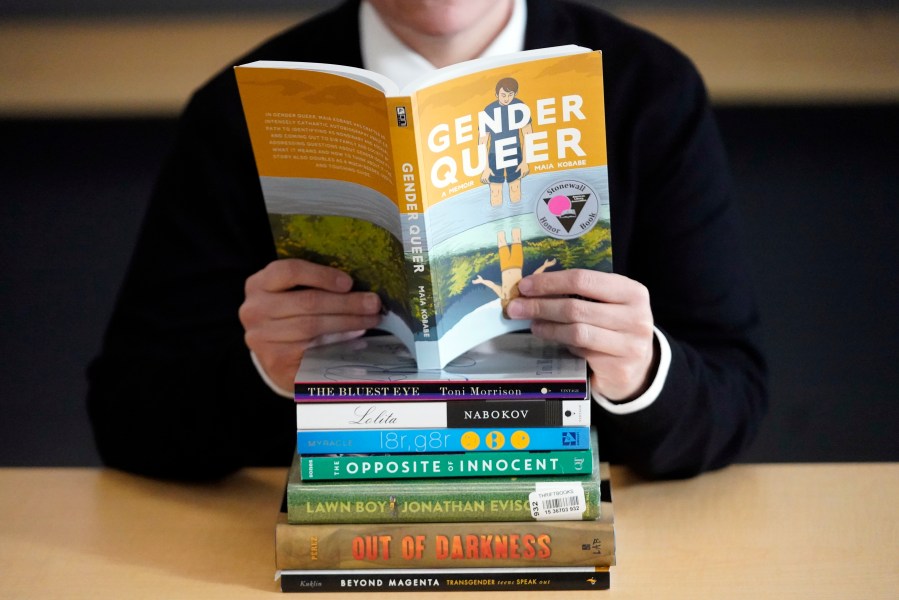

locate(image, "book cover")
[[296, 398, 591, 430], [235, 46, 612, 369], [296, 426, 590, 455], [278, 566, 610, 592], [293, 333, 588, 401], [276, 463, 615, 567], [299, 447, 592, 481], [288, 440, 601, 522], [296, 427, 597, 485]]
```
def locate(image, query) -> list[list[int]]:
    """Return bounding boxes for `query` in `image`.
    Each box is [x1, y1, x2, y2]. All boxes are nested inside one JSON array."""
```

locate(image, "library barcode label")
[[529, 482, 587, 521]]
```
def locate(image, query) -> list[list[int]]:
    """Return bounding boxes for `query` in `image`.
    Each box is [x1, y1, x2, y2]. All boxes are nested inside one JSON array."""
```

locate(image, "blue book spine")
[[296, 426, 590, 454]]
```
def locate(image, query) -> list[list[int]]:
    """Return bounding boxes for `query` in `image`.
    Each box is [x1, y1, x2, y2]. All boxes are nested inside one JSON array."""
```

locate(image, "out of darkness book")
[[235, 46, 612, 370], [276, 463, 615, 569], [287, 429, 603, 523]]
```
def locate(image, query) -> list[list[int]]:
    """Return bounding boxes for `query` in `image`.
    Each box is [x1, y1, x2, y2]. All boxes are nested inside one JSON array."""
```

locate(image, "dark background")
[[3, 0, 897, 17], [2, 1, 898, 466], [2, 0, 893, 17]]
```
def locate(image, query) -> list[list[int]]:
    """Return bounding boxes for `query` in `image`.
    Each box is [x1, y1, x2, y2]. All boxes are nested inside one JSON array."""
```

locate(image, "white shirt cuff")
[[592, 326, 672, 415], [250, 351, 293, 399]]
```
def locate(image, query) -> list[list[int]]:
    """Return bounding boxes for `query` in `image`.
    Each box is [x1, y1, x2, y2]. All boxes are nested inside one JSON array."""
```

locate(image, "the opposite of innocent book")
[[288, 429, 603, 520]]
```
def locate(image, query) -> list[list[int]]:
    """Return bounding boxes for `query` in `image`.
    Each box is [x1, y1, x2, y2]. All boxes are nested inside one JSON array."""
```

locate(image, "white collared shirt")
[[359, 0, 527, 88]]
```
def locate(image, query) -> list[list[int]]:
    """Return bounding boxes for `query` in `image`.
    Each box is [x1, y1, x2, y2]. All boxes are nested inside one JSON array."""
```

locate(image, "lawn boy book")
[[293, 333, 589, 402], [275, 463, 615, 569], [235, 45, 612, 370], [278, 566, 610, 593], [290, 450, 602, 522]]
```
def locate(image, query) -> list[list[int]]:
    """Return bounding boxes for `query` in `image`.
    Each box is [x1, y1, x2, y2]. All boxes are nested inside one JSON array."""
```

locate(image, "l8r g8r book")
[[235, 45, 612, 369]]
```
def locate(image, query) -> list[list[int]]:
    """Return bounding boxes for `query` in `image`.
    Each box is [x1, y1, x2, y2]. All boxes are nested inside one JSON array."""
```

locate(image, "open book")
[[235, 45, 612, 369], [293, 332, 589, 401]]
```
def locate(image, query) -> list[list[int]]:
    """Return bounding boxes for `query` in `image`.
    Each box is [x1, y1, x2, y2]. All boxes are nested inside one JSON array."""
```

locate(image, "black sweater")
[[87, 0, 767, 480]]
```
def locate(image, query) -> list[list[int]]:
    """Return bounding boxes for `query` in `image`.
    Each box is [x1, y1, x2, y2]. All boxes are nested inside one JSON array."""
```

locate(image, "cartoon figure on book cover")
[[472, 227, 557, 318], [479, 77, 532, 207]]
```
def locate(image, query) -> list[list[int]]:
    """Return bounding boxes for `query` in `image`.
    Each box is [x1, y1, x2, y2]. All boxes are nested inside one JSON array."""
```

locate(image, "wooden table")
[[1, 463, 896, 598]]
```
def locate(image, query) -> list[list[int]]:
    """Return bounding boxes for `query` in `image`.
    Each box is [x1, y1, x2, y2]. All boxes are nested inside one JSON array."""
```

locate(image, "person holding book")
[[87, 0, 767, 481]]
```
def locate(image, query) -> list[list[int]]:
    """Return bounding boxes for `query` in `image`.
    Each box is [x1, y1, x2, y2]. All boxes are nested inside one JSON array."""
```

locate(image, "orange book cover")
[[275, 462, 615, 570], [235, 46, 612, 369]]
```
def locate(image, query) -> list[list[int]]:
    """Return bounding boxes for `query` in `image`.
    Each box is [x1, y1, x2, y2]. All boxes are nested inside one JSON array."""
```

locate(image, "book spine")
[[275, 517, 615, 569], [386, 96, 436, 346], [278, 567, 610, 592], [289, 477, 600, 523], [296, 398, 591, 430], [294, 380, 589, 401], [300, 447, 592, 481], [296, 426, 590, 455]]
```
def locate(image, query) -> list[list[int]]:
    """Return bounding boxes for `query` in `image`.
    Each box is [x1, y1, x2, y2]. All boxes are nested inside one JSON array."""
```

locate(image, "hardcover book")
[[235, 45, 612, 369], [276, 463, 615, 567], [278, 566, 610, 593], [296, 398, 591, 430], [298, 447, 592, 481], [296, 426, 590, 455], [288, 452, 602, 523], [293, 333, 589, 402]]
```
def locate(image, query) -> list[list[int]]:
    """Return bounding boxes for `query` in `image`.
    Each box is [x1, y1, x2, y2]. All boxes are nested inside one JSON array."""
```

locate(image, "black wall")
[[717, 106, 899, 461], [2, 104, 897, 466]]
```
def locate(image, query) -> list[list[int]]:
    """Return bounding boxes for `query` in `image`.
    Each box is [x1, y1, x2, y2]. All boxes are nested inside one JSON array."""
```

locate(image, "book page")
[[235, 65, 419, 343], [236, 66, 395, 195]]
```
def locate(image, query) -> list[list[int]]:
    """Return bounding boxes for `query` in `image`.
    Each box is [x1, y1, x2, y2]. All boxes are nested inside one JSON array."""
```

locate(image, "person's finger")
[[246, 258, 354, 294], [519, 269, 648, 306], [510, 296, 642, 332]]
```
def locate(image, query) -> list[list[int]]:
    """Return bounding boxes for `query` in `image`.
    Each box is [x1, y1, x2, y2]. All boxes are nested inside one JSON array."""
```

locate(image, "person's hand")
[[516, 160, 529, 178], [506, 269, 657, 401], [239, 258, 382, 392]]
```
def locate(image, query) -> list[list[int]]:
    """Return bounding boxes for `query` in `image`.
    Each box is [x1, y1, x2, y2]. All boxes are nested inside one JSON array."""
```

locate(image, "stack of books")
[[235, 43, 618, 592], [274, 333, 616, 593]]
